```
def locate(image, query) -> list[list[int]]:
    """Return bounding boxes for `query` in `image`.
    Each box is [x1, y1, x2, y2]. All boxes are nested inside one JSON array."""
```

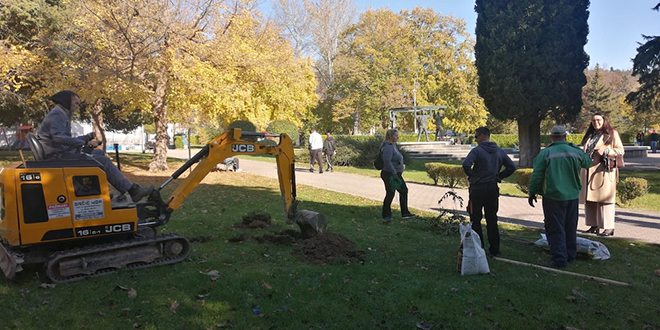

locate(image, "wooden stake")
[[18, 149, 26, 167], [492, 256, 631, 287]]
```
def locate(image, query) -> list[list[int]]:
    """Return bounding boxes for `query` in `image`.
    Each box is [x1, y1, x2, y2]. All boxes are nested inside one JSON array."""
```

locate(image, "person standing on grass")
[[462, 126, 516, 257], [380, 129, 415, 223], [308, 128, 324, 173], [651, 130, 658, 153], [529, 126, 592, 269]]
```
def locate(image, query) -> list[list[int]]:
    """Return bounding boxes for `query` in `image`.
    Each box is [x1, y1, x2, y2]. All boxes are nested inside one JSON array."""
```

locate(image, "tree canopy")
[[475, 0, 590, 167], [626, 3, 660, 116]]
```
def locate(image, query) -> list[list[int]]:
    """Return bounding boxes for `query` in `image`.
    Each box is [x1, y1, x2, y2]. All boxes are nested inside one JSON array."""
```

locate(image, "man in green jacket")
[[528, 126, 592, 268]]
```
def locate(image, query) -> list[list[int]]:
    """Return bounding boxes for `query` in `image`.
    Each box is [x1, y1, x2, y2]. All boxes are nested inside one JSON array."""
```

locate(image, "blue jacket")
[[462, 141, 516, 185]]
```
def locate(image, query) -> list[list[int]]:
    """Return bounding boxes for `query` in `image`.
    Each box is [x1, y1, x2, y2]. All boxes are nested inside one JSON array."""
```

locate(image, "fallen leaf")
[[571, 288, 585, 298], [170, 301, 180, 313], [39, 283, 56, 289], [566, 295, 577, 302], [261, 280, 272, 290], [485, 305, 493, 311], [654, 269, 660, 276], [115, 285, 130, 291], [128, 288, 138, 299], [416, 321, 433, 330], [133, 323, 141, 328]]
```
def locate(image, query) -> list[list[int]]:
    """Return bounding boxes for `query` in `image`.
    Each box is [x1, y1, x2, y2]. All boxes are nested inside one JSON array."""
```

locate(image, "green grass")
[[1, 153, 660, 329]]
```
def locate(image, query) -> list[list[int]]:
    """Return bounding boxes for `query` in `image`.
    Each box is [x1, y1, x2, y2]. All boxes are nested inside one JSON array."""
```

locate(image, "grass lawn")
[[1, 153, 659, 329]]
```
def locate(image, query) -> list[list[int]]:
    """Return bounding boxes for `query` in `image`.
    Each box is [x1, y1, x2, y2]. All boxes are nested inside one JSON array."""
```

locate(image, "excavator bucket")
[[292, 210, 327, 239], [0, 244, 20, 279]]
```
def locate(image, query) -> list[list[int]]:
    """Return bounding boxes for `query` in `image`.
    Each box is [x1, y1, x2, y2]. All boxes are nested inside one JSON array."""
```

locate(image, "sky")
[[262, 0, 660, 71], [350, 0, 660, 70]]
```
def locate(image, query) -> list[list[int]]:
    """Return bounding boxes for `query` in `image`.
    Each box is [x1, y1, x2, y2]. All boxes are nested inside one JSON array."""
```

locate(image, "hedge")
[[424, 163, 468, 188]]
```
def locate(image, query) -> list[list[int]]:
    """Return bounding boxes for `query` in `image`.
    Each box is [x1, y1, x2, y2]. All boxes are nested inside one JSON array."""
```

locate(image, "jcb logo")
[[104, 224, 132, 233], [232, 144, 254, 153]]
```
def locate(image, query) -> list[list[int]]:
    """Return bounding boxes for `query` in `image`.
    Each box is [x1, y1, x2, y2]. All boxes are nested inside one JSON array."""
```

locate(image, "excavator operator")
[[37, 90, 153, 202]]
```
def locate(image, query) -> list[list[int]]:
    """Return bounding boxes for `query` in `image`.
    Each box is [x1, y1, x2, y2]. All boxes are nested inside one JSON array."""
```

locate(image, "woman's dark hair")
[[49, 90, 79, 111], [581, 113, 614, 145]]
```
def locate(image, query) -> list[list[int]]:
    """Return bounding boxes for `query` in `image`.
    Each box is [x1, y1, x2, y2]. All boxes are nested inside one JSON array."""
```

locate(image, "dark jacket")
[[462, 141, 516, 186], [323, 137, 337, 153]]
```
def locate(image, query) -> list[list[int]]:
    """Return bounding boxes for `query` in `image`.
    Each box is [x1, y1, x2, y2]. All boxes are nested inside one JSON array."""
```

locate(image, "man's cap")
[[550, 125, 567, 136]]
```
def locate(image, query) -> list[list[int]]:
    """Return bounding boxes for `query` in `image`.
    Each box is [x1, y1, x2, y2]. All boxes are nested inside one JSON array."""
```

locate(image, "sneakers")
[[401, 213, 417, 219], [319, 170, 323, 174], [309, 168, 314, 172], [128, 184, 154, 202], [382, 217, 393, 224]]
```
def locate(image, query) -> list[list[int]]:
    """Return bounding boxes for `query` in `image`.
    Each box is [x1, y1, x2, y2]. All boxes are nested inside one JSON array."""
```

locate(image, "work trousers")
[[468, 182, 500, 255], [542, 198, 579, 267], [57, 150, 133, 193], [380, 171, 409, 218], [309, 149, 324, 170]]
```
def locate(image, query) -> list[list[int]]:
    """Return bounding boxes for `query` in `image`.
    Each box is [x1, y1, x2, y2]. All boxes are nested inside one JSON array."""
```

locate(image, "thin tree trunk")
[[149, 69, 170, 172], [91, 98, 107, 154], [517, 116, 541, 168], [352, 108, 359, 135]]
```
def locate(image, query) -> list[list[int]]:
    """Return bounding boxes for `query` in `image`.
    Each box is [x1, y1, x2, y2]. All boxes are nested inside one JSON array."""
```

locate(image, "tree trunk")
[[91, 98, 107, 154], [517, 116, 541, 168], [352, 108, 359, 135], [148, 69, 170, 172]]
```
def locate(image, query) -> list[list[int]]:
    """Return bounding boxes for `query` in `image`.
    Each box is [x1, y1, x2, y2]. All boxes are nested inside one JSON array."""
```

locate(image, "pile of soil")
[[291, 232, 366, 264], [234, 211, 272, 229]]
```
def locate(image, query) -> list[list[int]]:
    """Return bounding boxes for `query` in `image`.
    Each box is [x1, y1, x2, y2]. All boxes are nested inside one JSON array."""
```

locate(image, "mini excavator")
[[0, 129, 326, 283]]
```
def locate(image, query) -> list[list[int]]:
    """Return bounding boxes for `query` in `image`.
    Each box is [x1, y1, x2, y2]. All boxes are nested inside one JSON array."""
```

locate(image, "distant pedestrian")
[[380, 129, 415, 223], [323, 132, 337, 172], [651, 130, 658, 153], [636, 131, 645, 146], [580, 113, 624, 237], [462, 127, 516, 257], [308, 128, 324, 173], [529, 126, 592, 268]]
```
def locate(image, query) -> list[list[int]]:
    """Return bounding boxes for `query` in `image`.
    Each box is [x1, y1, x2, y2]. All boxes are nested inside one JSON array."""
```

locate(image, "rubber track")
[[45, 234, 190, 283]]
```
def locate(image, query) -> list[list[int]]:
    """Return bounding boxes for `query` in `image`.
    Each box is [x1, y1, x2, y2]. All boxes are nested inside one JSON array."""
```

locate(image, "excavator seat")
[[25, 133, 101, 169]]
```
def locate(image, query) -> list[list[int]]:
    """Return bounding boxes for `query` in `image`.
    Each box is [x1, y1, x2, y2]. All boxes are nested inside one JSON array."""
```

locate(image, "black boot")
[[128, 184, 154, 202]]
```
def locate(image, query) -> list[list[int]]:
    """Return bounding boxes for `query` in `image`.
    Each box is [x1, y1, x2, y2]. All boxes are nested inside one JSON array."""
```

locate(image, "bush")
[[618, 177, 648, 204], [174, 135, 199, 149], [266, 120, 299, 143], [424, 163, 468, 188], [515, 168, 534, 194]]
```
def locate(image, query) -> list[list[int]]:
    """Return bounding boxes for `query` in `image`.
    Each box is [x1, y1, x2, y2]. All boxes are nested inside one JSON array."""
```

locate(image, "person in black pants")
[[379, 129, 416, 223], [462, 127, 516, 256]]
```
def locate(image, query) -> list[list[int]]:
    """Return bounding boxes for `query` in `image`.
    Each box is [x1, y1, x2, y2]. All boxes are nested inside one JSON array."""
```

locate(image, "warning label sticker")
[[47, 203, 70, 219], [72, 198, 104, 221]]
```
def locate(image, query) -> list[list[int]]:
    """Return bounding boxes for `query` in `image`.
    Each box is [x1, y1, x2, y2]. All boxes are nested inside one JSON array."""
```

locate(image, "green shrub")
[[618, 177, 648, 204], [515, 168, 534, 194], [173, 135, 199, 149], [266, 120, 299, 143], [424, 163, 468, 188]]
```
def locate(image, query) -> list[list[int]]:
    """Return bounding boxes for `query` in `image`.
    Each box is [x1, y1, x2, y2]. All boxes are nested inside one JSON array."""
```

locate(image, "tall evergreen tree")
[[626, 3, 660, 115], [474, 0, 590, 167]]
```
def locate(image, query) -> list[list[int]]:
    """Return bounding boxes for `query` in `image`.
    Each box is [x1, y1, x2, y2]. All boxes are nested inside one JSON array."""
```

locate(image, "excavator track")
[[45, 234, 190, 283]]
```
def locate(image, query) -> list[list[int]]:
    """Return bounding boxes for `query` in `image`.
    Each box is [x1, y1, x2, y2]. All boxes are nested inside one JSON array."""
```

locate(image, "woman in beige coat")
[[580, 113, 624, 236]]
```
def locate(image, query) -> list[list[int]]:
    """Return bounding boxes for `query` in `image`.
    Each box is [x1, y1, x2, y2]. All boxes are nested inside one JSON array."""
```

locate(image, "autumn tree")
[[475, 0, 590, 167], [330, 8, 486, 134], [626, 3, 660, 117]]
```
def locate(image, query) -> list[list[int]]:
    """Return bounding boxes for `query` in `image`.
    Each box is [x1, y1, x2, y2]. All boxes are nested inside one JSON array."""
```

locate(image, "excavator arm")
[[158, 128, 296, 218]]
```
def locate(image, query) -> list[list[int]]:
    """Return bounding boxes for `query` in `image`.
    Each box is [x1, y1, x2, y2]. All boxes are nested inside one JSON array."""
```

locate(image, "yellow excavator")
[[0, 128, 326, 283]]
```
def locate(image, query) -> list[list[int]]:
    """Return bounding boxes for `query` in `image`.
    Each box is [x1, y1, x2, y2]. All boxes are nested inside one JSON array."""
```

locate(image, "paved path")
[[166, 149, 660, 245]]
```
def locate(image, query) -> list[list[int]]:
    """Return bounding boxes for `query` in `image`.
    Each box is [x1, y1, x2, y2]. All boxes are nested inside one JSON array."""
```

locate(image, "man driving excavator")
[[37, 90, 153, 202]]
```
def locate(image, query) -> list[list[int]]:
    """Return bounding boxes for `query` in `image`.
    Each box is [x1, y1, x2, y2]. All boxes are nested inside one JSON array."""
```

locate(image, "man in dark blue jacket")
[[462, 127, 516, 256]]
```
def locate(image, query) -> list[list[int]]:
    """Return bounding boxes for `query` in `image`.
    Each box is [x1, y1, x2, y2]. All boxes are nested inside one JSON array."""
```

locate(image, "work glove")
[[528, 194, 537, 207], [389, 175, 402, 191]]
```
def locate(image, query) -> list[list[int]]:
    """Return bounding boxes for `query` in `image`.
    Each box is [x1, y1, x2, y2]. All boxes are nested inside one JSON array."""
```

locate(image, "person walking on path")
[[380, 129, 415, 223], [37, 90, 153, 202], [580, 113, 624, 237], [308, 128, 324, 173], [529, 126, 592, 268], [651, 130, 658, 153], [636, 131, 645, 146], [323, 132, 337, 172], [462, 127, 516, 257]]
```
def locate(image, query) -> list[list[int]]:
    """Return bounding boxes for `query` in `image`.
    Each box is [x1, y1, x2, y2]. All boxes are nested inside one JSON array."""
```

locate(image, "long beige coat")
[[580, 130, 624, 204]]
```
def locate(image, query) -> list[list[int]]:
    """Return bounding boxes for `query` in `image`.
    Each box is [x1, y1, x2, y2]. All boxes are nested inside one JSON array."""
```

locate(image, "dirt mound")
[[292, 233, 366, 264], [234, 211, 272, 229]]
